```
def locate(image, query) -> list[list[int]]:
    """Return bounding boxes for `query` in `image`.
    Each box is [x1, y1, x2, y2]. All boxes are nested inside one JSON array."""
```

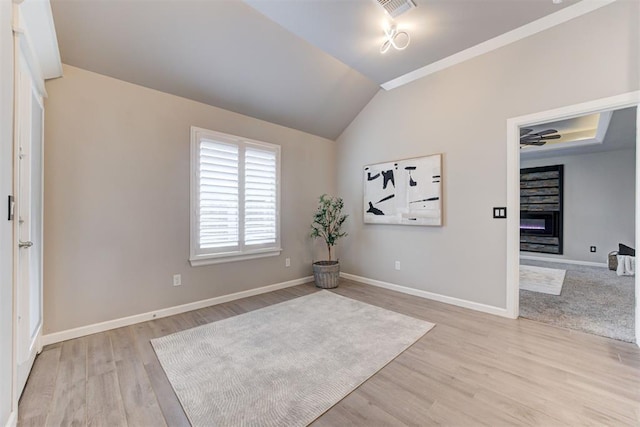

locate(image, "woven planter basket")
[[313, 261, 340, 289], [608, 251, 618, 271]]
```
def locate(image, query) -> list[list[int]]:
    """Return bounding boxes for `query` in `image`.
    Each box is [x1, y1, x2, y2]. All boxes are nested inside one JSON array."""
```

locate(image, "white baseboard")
[[41, 276, 313, 346], [340, 272, 509, 318], [520, 255, 608, 268], [4, 411, 16, 427]]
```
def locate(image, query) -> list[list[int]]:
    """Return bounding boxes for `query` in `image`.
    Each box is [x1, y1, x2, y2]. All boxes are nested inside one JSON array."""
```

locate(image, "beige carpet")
[[520, 259, 635, 342], [520, 264, 566, 295], [151, 291, 435, 427]]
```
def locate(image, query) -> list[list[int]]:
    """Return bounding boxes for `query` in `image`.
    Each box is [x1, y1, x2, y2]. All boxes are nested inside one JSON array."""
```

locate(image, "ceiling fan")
[[520, 128, 562, 146]]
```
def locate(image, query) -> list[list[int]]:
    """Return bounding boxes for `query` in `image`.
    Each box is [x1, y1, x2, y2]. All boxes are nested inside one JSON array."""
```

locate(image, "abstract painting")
[[363, 154, 442, 226]]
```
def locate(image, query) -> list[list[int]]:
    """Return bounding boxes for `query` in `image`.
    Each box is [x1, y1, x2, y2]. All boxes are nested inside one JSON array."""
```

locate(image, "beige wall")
[[336, 2, 639, 309], [44, 65, 336, 333], [521, 147, 636, 264], [0, 0, 14, 423]]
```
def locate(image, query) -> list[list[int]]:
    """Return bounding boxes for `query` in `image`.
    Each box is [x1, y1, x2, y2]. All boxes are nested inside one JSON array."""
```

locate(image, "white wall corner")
[[506, 118, 521, 319], [636, 96, 640, 346]]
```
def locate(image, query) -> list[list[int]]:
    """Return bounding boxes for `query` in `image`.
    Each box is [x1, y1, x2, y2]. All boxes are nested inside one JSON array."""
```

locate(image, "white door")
[[14, 50, 44, 395]]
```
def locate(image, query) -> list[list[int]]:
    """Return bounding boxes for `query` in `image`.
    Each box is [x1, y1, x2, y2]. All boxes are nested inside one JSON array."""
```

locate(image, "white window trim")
[[189, 127, 282, 266]]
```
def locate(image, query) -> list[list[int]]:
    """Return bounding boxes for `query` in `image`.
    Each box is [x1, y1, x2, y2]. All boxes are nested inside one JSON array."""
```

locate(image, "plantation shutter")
[[190, 127, 281, 265], [244, 146, 277, 246], [198, 139, 239, 250]]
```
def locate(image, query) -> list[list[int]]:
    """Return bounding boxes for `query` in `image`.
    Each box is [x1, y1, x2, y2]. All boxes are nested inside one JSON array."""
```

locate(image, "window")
[[190, 127, 281, 266]]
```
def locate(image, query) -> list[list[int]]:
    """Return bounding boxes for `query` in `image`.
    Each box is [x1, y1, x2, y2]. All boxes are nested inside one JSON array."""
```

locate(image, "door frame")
[[12, 8, 46, 399], [506, 91, 640, 345]]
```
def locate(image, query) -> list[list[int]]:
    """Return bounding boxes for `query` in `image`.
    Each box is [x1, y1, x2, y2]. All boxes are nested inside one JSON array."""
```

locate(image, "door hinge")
[[7, 195, 14, 221]]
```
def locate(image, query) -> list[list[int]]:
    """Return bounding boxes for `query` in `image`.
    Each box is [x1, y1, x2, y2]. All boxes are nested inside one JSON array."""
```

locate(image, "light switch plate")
[[493, 207, 507, 219]]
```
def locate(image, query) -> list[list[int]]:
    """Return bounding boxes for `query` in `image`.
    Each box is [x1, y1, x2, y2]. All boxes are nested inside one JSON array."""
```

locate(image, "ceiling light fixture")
[[380, 24, 410, 53]]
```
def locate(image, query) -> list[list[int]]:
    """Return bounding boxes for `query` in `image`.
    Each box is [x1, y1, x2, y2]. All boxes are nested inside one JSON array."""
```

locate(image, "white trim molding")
[[4, 411, 16, 427], [189, 248, 282, 267], [341, 272, 509, 318], [12, 22, 46, 97], [520, 255, 608, 268], [506, 91, 640, 339], [16, 0, 62, 79], [382, 0, 616, 91], [41, 276, 313, 346]]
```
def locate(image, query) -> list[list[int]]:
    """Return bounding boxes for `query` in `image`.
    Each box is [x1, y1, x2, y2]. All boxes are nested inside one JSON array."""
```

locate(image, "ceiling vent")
[[376, 0, 416, 18]]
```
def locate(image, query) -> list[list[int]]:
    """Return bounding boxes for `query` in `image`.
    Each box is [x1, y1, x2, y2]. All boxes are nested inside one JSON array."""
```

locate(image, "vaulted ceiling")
[[51, 0, 581, 140]]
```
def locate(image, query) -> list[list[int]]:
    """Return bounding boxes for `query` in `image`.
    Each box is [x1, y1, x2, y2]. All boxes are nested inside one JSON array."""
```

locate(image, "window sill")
[[189, 247, 282, 266]]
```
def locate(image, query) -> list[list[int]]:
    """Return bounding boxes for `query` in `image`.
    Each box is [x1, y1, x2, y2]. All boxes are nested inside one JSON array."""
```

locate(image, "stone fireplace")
[[520, 165, 564, 254]]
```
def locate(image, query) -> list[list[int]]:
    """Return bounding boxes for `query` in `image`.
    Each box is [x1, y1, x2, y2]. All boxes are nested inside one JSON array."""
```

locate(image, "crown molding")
[[382, 0, 617, 91]]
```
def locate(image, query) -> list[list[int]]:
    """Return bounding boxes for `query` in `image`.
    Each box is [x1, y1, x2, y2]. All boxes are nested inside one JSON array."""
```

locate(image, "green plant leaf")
[[310, 194, 348, 261]]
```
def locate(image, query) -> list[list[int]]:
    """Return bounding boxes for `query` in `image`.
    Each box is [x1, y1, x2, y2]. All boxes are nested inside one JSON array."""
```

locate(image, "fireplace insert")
[[520, 212, 559, 237], [520, 164, 563, 254]]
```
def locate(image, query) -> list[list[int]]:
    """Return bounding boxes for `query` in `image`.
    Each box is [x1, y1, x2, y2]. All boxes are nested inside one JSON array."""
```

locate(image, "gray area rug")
[[520, 265, 566, 295], [151, 291, 435, 426], [520, 260, 635, 343]]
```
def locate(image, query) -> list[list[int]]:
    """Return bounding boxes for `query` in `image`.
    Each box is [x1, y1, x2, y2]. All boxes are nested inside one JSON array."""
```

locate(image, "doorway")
[[518, 107, 636, 342], [505, 91, 640, 345]]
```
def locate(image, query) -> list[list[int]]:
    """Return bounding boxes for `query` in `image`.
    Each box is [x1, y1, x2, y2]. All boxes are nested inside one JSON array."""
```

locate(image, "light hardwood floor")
[[18, 280, 640, 426]]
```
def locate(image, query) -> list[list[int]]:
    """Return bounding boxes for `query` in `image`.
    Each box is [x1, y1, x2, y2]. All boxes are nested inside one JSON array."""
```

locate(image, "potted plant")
[[310, 194, 348, 289]]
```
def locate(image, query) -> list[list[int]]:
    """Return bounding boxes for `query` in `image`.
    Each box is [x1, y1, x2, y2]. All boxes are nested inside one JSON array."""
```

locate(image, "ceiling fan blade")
[[520, 140, 547, 146], [535, 129, 559, 136], [520, 128, 533, 137], [539, 134, 561, 140], [520, 135, 541, 143]]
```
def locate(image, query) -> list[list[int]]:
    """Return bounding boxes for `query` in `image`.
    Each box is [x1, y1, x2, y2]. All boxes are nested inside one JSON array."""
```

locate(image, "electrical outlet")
[[590, 246, 596, 253], [395, 261, 401, 270], [285, 257, 291, 267], [173, 274, 182, 286]]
